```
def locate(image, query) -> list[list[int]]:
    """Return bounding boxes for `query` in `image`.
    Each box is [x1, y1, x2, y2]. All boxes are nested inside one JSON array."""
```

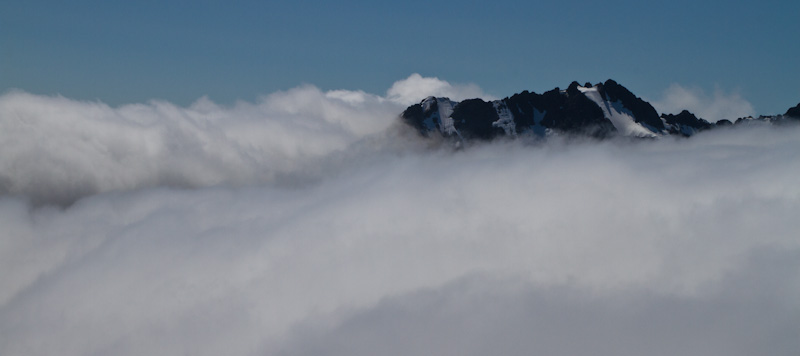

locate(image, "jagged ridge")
[[401, 80, 800, 140]]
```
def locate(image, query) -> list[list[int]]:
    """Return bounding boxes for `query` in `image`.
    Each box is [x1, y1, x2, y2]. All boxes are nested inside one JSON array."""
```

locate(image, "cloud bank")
[[651, 84, 756, 123], [1, 76, 799, 356], [0, 74, 490, 205]]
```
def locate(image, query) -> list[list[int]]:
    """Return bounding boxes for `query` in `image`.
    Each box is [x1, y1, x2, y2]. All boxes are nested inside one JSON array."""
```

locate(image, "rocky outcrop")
[[596, 79, 664, 131], [785, 103, 800, 118], [661, 110, 712, 136], [400, 80, 799, 141]]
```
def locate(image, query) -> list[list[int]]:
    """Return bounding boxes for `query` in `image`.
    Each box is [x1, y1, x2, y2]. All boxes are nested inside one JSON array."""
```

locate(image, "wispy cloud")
[[651, 84, 756, 123], [386, 73, 496, 106]]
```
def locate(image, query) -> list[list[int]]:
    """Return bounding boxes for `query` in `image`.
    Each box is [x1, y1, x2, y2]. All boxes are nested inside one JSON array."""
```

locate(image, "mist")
[[1, 76, 799, 356], [650, 84, 756, 123]]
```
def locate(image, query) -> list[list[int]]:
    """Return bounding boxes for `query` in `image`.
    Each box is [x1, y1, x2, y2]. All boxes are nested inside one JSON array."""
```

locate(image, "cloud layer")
[[0, 74, 492, 205], [1, 76, 799, 356]]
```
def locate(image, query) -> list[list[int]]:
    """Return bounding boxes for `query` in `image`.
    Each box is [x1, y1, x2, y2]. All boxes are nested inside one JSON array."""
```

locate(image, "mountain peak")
[[400, 80, 798, 141], [785, 103, 800, 118]]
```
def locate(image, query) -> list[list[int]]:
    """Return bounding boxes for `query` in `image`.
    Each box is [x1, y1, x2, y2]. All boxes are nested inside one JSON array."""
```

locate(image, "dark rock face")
[[398, 80, 799, 141], [505, 84, 614, 136], [401, 103, 427, 135], [400, 81, 633, 139], [596, 79, 664, 131], [503, 90, 538, 129], [785, 103, 800, 118], [662, 110, 709, 128], [661, 110, 712, 136], [451, 99, 502, 140], [542, 83, 614, 136]]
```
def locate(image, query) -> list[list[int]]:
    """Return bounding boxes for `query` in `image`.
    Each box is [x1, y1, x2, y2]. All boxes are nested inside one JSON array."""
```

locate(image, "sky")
[[2, 1, 800, 355], [2, 0, 799, 114]]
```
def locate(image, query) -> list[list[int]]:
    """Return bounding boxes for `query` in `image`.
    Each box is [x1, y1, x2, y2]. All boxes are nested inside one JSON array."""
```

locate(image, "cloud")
[[386, 73, 496, 106], [0, 87, 407, 205], [1, 113, 800, 356], [0, 73, 499, 206], [281, 249, 800, 356], [651, 84, 756, 123]]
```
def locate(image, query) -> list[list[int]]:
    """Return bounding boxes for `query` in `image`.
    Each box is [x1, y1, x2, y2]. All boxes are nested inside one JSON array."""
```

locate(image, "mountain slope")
[[401, 80, 800, 140]]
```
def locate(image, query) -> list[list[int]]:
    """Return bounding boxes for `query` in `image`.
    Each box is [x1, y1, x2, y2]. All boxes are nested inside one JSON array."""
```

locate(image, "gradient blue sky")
[[2, 0, 798, 113]]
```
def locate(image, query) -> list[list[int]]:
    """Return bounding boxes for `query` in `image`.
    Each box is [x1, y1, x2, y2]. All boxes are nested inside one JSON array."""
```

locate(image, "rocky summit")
[[400, 80, 800, 140]]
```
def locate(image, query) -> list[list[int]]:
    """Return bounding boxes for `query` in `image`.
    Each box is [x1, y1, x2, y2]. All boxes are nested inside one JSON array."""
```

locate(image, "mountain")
[[786, 103, 800, 118], [401, 80, 800, 140]]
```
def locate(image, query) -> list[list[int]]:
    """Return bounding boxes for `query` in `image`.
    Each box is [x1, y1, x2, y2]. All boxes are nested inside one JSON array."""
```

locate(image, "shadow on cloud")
[[281, 247, 800, 356]]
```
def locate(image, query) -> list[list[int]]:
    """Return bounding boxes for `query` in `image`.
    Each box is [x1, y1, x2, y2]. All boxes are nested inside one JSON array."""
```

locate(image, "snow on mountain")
[[491, 101, 516, 136], [577, 85, 657, 137], [401, 80, 800, 141], [418, 96, 461, 138]]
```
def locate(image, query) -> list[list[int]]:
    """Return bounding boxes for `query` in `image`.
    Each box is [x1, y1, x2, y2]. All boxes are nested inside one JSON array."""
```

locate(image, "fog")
[[1, 76, 799, 355]]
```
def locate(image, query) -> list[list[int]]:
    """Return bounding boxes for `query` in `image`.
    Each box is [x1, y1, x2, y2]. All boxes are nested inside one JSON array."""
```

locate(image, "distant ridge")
[[401, 80, 800, 140]]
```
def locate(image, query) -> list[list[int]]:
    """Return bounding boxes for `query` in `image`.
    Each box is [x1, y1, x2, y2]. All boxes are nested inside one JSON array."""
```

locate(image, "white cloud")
[[386, 73, 496, 106], [651, 84, 756, 123], [0, 74, 495, 205], [1, 77, 799, 355], [281, 251, 800, 356], [1, 119, 799, 355], [0, 87, 405, 205]]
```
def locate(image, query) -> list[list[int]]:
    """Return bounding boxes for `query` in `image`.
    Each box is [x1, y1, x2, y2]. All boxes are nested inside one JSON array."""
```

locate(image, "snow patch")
[[421, 97, 460, 137], [578, 86, 658, 137], [436, 98, 458, 136], [492, 101, 516, 136]]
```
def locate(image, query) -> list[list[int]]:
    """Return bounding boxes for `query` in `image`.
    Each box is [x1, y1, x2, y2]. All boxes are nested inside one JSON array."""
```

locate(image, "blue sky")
[[2, 0, 798, 113]]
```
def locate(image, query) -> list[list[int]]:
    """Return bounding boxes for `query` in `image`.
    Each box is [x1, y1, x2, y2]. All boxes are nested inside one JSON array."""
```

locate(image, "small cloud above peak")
[[386, 73, 495, 106]]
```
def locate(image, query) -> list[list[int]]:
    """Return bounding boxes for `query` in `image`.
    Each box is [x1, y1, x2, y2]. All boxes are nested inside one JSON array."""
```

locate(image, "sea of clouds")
[[1, 75, 798, 356]]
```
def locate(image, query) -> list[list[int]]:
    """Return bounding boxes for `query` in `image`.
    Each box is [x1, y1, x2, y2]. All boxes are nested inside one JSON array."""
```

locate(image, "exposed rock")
[[399, 80, 799, 142], [451, 99, 502, 140], [596, 79, 664, 131], [785, 103, 800, 119], [661, 110, 712, 136]]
